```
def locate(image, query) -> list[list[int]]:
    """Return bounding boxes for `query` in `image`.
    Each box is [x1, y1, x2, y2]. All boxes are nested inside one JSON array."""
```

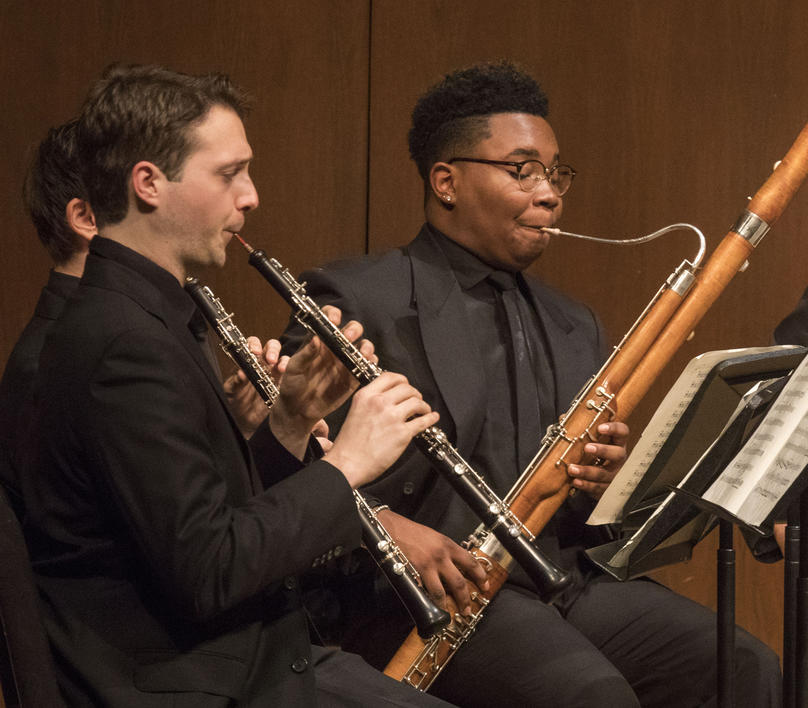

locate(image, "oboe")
[[232, 239, 572, 603], [184, 277, 450, 638], [185, 278, 281, 406]]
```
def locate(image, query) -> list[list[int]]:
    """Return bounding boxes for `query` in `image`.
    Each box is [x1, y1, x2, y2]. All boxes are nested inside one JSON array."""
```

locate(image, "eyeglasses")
[[447, 157, 577, 196]]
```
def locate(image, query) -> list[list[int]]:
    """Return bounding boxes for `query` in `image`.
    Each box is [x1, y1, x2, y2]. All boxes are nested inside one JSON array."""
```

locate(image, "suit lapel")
[[144, 303, 259, 493], [408, 228, 487, 453], [85, 254, 254, 472], [153, 303, 255, 474]]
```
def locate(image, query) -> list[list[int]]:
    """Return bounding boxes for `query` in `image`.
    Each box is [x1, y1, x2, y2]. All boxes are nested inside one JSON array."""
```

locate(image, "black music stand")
[[586, 346, 808, 707], [783, 489, 808, 708], [673, 474, 808, 707], [587, 347, 806, 580], [783, 498, 800, 708], [778, 476, 808, 708]]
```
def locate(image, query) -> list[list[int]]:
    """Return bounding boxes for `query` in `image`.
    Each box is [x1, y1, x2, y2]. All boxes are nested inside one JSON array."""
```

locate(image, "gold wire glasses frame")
[[447, 157, 577, 196]]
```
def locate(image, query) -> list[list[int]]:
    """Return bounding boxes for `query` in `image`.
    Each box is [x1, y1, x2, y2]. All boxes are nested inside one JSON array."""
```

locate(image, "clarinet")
[[184, 277, 450, 638], [233, 241, 573, 602]]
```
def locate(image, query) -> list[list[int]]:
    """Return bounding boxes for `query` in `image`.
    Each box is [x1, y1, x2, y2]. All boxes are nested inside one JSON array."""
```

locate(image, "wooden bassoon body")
[[384, 120, 808, 690]]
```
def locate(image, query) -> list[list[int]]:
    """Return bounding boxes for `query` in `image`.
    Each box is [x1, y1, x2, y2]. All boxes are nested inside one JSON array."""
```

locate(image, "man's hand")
[[323, 372, 439, 488], [269, 306, 371, 457], [222, 337, 280, 437], [773, 522, 785, 555], [313, 419, 333, 452], [375, 509, 489, 615], [567, 421, 629, 500]]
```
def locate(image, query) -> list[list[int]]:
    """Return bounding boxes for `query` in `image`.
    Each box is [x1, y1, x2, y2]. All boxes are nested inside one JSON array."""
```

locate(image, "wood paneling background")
[[3, 0, 808, 664], [0, 0, 370, 352], [367, 0, 808, 659]]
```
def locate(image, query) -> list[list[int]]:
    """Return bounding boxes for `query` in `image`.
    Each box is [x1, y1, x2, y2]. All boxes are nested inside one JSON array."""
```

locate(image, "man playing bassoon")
[[283, 61, 782, 707]]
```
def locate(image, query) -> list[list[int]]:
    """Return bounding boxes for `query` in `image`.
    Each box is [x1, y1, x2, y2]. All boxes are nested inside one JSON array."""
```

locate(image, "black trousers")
[[426, 578, 781, 708], [313, 645, 456, 707]]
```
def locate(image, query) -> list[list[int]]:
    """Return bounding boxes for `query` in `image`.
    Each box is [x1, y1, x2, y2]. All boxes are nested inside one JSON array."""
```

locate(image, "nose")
[[531, 177, 560, 209], [237, 175, 259, 213]]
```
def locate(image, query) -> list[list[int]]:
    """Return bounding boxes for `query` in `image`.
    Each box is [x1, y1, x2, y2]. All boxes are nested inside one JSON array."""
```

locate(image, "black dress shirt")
[[427, 227, 567, 575]]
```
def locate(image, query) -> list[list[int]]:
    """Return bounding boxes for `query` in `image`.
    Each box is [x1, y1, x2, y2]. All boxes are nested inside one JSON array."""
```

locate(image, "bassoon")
[[381, 120, 808, 690]]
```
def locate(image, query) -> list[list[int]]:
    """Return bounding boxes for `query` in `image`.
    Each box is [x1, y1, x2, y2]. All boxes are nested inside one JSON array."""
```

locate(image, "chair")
[[0, 487, 65, 706]]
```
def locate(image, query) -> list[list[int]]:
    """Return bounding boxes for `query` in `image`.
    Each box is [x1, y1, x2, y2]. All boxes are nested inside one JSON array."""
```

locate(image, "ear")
[[130, 160, 163, 209], [65, 198, 96, 247], [428, 161, 456, 207]]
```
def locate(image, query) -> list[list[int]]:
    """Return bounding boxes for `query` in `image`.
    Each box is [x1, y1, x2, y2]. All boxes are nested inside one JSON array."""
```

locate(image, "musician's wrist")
[[373, 507, 399, 535], [268, 404, 311, 461], [323, 443, 378, 489]]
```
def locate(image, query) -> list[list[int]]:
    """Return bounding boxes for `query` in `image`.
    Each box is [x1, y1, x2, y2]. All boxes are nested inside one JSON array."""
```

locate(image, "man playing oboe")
[[17, 64, 454, 706], [2, 118, 276, 522], [283, 61, 781, 707]]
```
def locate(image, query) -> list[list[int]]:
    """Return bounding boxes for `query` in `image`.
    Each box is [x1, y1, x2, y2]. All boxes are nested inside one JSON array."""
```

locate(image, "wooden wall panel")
[[369, 0, 808, 659], [2, 0, 805, 674], [0, 0, 370, 361]]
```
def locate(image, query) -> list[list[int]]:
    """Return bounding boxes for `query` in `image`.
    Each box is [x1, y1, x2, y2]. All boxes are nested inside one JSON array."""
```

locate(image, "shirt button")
[[403, 482, 415, 495], [283, 576, 297, 590], [291, 657, 308, 673]]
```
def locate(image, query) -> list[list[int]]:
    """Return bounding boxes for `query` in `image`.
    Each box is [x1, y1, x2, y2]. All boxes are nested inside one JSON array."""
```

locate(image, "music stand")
[[586, 346, 808, 706], [587, 347, 805, 580], [668, 380, 808, 708]]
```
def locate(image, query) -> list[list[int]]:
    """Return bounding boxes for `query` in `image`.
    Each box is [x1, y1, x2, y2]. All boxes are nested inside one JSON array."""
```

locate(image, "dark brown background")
[[3, 0, 807, 662]]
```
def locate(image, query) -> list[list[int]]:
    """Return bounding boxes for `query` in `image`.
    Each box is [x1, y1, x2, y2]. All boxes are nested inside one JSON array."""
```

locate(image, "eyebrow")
[[505, 148, 560, 163], [217, 156, 253, 172]]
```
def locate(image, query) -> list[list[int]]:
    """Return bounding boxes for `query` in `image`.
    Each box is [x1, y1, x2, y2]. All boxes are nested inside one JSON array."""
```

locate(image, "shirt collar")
[[425, 223, 497, 290], [88, 236, 197, 328], [45, 269, 80, 299]]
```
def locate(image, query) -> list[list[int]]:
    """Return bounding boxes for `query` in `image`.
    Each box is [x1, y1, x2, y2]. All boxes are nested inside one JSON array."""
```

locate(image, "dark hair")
[[408, 61, 549, 180], [77, 64, 250, 227], [22, 118, 88, 264]]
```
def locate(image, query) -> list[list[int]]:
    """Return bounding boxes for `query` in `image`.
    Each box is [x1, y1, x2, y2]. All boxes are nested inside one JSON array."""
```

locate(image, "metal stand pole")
[[717, 519, 735, 708], [784, 501, 800, 708], [797, 491, 808, 708]]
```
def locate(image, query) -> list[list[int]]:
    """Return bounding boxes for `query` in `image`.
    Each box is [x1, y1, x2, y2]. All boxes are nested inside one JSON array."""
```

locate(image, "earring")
[[443, 194, 453, 203]]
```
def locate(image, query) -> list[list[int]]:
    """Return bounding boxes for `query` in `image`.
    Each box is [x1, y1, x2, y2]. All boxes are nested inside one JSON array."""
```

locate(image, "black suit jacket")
[[20, 238, 361, 706], [775, 285, 808, 346], [0, 271, 78, 516], [284, 225, 608, 559]]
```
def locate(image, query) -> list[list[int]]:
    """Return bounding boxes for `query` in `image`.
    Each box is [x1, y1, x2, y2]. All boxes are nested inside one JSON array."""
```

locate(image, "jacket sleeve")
[[77, 325, 361, 621], [774, 285, 808, 345]]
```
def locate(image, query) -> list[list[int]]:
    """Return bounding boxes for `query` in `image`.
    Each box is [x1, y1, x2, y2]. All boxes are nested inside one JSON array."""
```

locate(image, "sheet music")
[[702, 353, 808, 526], [588, 346, 792, 525], [601, 379, 774, 570]]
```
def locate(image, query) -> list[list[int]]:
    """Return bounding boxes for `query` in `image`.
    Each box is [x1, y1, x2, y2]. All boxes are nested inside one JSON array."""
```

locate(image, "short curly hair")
[[78, 64, 250, 228], [23, 118, 88, 264], [408, 61, 549, 180]]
